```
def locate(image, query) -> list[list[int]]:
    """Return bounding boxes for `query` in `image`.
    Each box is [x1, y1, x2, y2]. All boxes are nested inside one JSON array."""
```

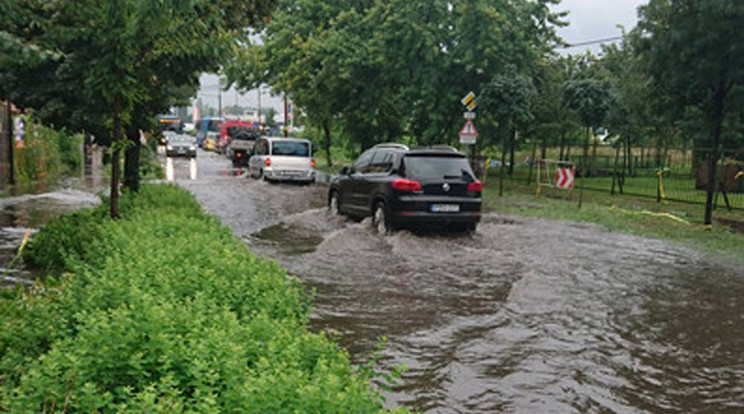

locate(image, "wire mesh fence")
[[486, 146, 744, 212]]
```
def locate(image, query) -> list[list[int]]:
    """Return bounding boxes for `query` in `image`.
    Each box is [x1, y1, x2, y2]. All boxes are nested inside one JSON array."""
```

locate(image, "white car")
[[248, 137, 315, 184]]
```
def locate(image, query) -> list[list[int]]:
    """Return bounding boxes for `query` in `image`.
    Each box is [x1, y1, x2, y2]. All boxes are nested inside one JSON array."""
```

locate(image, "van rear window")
[[272, 141, 310, 157]]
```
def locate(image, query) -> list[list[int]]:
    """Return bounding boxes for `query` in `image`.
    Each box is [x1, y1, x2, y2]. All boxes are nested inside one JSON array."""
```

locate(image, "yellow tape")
[[603, 206, 690, 225]]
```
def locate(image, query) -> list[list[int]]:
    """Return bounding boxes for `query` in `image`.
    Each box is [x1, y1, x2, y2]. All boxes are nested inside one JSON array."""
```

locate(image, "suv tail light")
[[264, 158, 271, 167], [392, 179, 422, 192], [467, 180, 483, 193], [311, 159, 316, 168]]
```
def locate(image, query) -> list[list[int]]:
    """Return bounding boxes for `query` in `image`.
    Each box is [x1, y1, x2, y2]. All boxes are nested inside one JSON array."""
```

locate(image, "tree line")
[[226, 0, 743, 225], [2, 0, 743, 224]]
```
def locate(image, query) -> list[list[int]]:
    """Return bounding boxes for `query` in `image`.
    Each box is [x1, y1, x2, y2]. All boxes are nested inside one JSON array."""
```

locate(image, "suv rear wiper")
[[443, 169, 473, 180]]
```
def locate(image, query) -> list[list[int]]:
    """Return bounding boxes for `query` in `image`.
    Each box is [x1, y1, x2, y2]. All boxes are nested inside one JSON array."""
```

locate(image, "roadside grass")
[[2, 184, 406, 413], [311, 147, 742, 258], [314, 154, 352, 175], [483, 178, 744, 261]]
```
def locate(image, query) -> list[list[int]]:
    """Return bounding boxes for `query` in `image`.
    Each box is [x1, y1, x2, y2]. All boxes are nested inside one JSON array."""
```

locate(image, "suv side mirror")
[[339, 166, 351, 175]]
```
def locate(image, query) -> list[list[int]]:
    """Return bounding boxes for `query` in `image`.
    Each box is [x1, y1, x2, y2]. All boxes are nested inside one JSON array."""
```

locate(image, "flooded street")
[[0, 189, 101, 288], [1, 150, 741, 413], [175, 150, 744, 413]]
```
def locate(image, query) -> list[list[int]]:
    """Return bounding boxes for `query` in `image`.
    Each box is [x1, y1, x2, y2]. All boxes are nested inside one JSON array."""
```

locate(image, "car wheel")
[[460, 222, 477, 234], [328, 191, 341, 216], [372, 201, 391, 235]]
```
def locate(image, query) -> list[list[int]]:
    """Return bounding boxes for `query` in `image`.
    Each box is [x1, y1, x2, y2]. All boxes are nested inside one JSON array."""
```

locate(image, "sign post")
[[458, 119, 478, 144], [459, 92, 478, 172]]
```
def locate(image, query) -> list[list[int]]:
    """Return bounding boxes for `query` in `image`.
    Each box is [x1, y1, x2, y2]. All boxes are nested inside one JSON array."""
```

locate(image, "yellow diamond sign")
[[461, 91, 477, 111]]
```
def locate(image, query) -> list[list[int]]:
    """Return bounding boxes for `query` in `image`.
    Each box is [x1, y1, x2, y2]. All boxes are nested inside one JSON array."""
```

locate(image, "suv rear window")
[[271, 141, 310, 157], [403, 155, 475, 180]]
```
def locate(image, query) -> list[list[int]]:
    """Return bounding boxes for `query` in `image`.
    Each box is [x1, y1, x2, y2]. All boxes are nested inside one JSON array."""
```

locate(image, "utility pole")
[[218, 88, 222, 118], [257, 86, 262, 124]]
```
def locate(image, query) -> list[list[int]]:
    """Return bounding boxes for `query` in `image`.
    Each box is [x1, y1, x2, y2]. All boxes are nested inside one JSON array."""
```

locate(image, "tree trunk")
[[527, 139, 537, 185], [582, 126, 590, 179], [508, 129, 516, 177], [704, 87, 726, 226], [591, 130, 598, 177], [498, 122, 508, 197], [322, 120, 332, 168], [558, 131, 566, 161], [540, 138, 547, 161], [124, 131, 141, 193], [611, 144, 620, 195], [579, 126, 589, 208], [110, 94, 122, 219]]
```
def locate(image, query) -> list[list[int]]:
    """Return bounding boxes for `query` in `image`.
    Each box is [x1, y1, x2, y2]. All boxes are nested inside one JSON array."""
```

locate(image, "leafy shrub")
[[4, 184, 405, 413], [13, 116, 84, 186]]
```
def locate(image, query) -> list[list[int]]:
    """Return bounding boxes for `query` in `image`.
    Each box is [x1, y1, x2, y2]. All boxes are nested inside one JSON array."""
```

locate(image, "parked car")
[[165, 134, 197, 158], [248, 137, 315, 184], [327, 143, 482, 234]]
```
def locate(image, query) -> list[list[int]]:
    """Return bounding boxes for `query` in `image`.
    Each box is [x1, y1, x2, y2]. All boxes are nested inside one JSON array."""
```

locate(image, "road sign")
[[464, 111, 476, 120], [459, 119, 478, 144], [461, 92, 477, 111], [554, 167, 575, 189]]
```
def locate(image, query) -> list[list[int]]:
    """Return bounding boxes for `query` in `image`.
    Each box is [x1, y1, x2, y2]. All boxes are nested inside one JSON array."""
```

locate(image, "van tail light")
[[467, 180, 483, 193], [311, 159, 316, 168], [392, 179, 422, 192], [264, 158, 271, 167]]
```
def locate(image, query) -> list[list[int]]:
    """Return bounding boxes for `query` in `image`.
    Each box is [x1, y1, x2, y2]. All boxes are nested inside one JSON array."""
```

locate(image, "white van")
[[248, 137, 316, 184]]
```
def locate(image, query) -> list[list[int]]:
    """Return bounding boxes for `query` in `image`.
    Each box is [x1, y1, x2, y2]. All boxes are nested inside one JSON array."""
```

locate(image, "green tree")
[[636, 0, 744, 225], [563, 77, 614, 207], [1, 0, 276, 216], [481, 70, 536, 197], [228, 0, 562, 160]]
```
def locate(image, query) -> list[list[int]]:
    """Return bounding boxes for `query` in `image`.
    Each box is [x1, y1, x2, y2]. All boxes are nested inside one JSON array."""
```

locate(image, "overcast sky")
[[553, 0, 648, 54], [196, 0, 649, 112]]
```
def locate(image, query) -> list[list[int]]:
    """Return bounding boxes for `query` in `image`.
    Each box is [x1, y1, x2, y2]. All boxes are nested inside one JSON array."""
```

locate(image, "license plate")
[[431, 204, 460, 213]]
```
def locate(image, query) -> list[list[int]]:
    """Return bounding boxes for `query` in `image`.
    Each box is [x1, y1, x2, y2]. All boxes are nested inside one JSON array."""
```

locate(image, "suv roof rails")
[[410, 145, 459, 152], [373, 143, 409, 150]]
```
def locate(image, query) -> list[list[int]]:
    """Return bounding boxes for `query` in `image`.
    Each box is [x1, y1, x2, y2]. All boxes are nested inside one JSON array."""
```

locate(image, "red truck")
[[219, 121, 263, 167]]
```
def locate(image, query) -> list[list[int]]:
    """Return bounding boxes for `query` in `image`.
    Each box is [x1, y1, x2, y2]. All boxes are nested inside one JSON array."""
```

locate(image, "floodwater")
[[4, 149, 743, 413], [181, 150, 744, 413], [0, 189, 101, 287]]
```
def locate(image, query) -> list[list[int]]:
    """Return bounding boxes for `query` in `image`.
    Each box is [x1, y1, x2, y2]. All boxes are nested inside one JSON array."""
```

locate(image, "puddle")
[[251, 222, 324, 256]]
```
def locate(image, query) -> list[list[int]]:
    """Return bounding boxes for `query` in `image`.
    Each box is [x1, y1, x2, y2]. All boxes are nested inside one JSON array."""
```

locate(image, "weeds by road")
[[483, 180, 744, 261]]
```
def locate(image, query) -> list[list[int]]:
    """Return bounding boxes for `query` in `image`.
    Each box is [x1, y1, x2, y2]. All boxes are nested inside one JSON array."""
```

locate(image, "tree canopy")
[[226, 0, 564, 164], [1, 0, 277, 216]]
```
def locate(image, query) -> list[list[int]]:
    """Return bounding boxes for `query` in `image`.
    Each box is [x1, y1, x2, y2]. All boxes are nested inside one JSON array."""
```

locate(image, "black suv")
[[328, 144, 482, 234]]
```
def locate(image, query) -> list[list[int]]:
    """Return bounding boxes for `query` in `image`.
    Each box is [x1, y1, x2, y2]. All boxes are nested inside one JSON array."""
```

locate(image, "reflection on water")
[[0, 190, 101, 288], [165, 157, 198, 181]]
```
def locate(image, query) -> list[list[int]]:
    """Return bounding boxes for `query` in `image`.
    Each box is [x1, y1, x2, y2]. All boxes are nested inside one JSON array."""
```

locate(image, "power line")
[[562, 36, 623, 49]]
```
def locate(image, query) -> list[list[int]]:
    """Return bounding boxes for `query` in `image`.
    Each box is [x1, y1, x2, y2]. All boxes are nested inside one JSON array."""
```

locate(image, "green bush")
[[13, 116, 84, 186], [4, 184, 404, 413]]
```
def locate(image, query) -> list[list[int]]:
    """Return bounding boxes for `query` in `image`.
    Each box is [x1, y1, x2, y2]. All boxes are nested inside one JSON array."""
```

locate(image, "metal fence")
[[490, 147, 744, 211]]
